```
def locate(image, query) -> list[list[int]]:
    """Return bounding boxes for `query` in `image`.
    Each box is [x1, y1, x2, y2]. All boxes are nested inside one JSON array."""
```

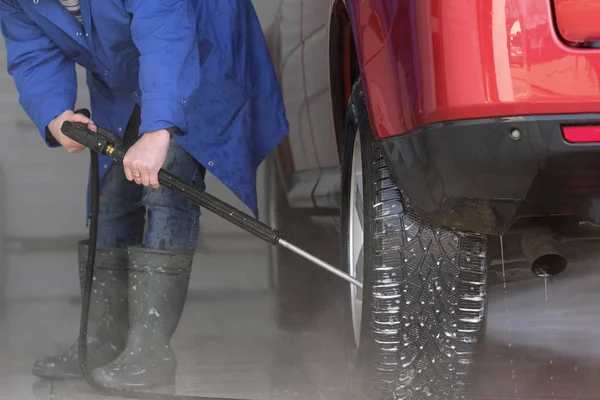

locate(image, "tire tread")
[[366, 140, 488, 400]]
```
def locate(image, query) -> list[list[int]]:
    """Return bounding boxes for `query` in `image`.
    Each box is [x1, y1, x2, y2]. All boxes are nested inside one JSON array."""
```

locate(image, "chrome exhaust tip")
[[522, 226, 568, 278]]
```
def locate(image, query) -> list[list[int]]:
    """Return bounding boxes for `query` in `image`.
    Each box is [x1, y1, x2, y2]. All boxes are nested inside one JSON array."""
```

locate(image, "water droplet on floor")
[[148, 308, 160, 317]]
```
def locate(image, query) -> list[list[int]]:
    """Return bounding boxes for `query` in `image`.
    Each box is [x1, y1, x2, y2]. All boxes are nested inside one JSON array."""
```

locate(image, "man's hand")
[[123, 129, 170, 189], [48, 110, 97, 153]]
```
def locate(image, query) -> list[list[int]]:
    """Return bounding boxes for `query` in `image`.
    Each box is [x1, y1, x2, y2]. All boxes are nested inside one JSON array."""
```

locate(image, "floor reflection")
[[476, 262, 600, 399], [1, 249, 600, 399]]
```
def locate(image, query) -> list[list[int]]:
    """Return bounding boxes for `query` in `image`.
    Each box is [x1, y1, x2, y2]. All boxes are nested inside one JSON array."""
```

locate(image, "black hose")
[[78, 150, 258, 400], [78, 150, 100, 391]]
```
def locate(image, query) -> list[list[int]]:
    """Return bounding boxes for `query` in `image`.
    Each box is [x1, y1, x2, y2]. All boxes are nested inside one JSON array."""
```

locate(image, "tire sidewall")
[[339, 80, 378, 395]]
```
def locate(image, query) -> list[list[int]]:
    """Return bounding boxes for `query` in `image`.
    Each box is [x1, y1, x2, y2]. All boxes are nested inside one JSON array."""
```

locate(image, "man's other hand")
[[48, 110, 98, 153], [123, 129, 170, 189]]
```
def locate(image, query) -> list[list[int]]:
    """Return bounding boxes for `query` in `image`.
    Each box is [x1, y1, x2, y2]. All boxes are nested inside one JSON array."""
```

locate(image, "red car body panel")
[[345, 0, 600, 140]]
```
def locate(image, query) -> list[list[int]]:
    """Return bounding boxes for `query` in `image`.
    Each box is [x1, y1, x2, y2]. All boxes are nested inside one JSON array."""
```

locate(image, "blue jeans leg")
[[142, 140, 205, 251], [97, 139, 204, 252], [97, 161, 145, 249]]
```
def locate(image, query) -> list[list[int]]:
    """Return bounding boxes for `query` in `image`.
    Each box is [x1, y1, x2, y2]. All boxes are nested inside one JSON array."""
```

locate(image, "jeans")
[[96, 107, 205, 251]]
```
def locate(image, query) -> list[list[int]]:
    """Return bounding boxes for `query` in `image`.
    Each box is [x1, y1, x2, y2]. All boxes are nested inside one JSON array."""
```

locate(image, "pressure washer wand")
[[61, 121, 362, 290]]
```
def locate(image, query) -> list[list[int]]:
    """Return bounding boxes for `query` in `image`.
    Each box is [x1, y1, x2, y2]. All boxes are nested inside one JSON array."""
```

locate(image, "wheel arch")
[[328, 0, 360, 164]]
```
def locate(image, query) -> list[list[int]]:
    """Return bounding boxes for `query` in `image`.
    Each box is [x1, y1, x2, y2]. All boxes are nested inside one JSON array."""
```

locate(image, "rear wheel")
[[341, 81, 489, 400]]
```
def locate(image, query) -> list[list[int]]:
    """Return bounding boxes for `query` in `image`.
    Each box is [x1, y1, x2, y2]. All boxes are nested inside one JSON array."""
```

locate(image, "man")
[[0, 0, 288, 390]]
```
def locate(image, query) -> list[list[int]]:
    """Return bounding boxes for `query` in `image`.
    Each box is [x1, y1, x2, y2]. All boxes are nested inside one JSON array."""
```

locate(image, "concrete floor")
[[478, 261, 600, 399], [1, 245, 600, 400], [0, 248, 345, 400]]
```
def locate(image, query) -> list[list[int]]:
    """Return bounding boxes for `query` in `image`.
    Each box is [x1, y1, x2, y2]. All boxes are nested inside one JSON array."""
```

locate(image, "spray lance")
[[60, 110, 362, 400]]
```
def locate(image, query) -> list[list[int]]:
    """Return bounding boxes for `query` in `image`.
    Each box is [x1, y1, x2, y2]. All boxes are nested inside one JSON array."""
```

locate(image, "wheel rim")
[[348, 129, 365, 348]]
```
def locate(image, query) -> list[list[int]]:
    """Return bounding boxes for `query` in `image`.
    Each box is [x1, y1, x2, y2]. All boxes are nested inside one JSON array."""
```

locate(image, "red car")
[[268, 0, 600, 398]]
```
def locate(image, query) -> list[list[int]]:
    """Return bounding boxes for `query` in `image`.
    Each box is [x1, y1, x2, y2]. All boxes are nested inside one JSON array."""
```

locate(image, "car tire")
[[341, 80, 489, 400]]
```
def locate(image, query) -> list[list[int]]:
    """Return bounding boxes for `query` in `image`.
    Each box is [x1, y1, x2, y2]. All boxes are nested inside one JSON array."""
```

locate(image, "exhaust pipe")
[[521, 226, 568, 278]]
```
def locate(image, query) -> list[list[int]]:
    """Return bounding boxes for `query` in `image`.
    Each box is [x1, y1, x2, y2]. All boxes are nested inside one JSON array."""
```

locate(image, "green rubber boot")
[[32, 240, 129, 380], [91, 246, 193, 389]]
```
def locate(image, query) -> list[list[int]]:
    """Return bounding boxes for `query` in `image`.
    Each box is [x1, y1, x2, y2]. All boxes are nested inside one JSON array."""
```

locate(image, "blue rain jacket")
[[0, 0, 289, 217]]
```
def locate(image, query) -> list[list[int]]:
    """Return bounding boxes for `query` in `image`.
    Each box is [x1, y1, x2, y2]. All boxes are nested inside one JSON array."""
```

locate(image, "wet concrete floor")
[[1, 242, 600, 400]]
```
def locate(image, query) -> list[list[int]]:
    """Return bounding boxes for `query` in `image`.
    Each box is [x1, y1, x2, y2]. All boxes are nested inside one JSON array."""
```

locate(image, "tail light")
[[552, 0, 600, 46], [562, 126, 600, 143]]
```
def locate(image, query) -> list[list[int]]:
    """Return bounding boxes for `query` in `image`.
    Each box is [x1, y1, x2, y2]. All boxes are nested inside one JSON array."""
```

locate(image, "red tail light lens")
[[562, 126, 600, 143]]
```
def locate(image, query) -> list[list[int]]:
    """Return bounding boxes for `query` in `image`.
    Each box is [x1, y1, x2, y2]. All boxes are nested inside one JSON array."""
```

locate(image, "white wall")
[[0, 57, 89, 238]]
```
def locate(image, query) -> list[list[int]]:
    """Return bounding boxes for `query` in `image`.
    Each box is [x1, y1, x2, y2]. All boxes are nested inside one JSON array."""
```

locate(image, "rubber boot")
[[91, 246, 193, 389], [32, 240, 129, 379]]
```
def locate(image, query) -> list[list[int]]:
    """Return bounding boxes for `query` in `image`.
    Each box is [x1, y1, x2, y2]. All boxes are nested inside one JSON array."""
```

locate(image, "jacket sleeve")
[[0, 1, 78, 147], [126, 0, 200, 135]]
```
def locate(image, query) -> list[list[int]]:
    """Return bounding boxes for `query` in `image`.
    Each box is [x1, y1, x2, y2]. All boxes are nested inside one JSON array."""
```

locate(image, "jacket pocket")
[[110, 38, 136, 55], [87, 72, 116, 101]]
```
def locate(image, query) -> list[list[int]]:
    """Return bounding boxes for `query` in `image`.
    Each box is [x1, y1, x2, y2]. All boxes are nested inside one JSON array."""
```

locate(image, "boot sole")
[[92, 373, 176, 391], [32, 369, 81, 380]]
